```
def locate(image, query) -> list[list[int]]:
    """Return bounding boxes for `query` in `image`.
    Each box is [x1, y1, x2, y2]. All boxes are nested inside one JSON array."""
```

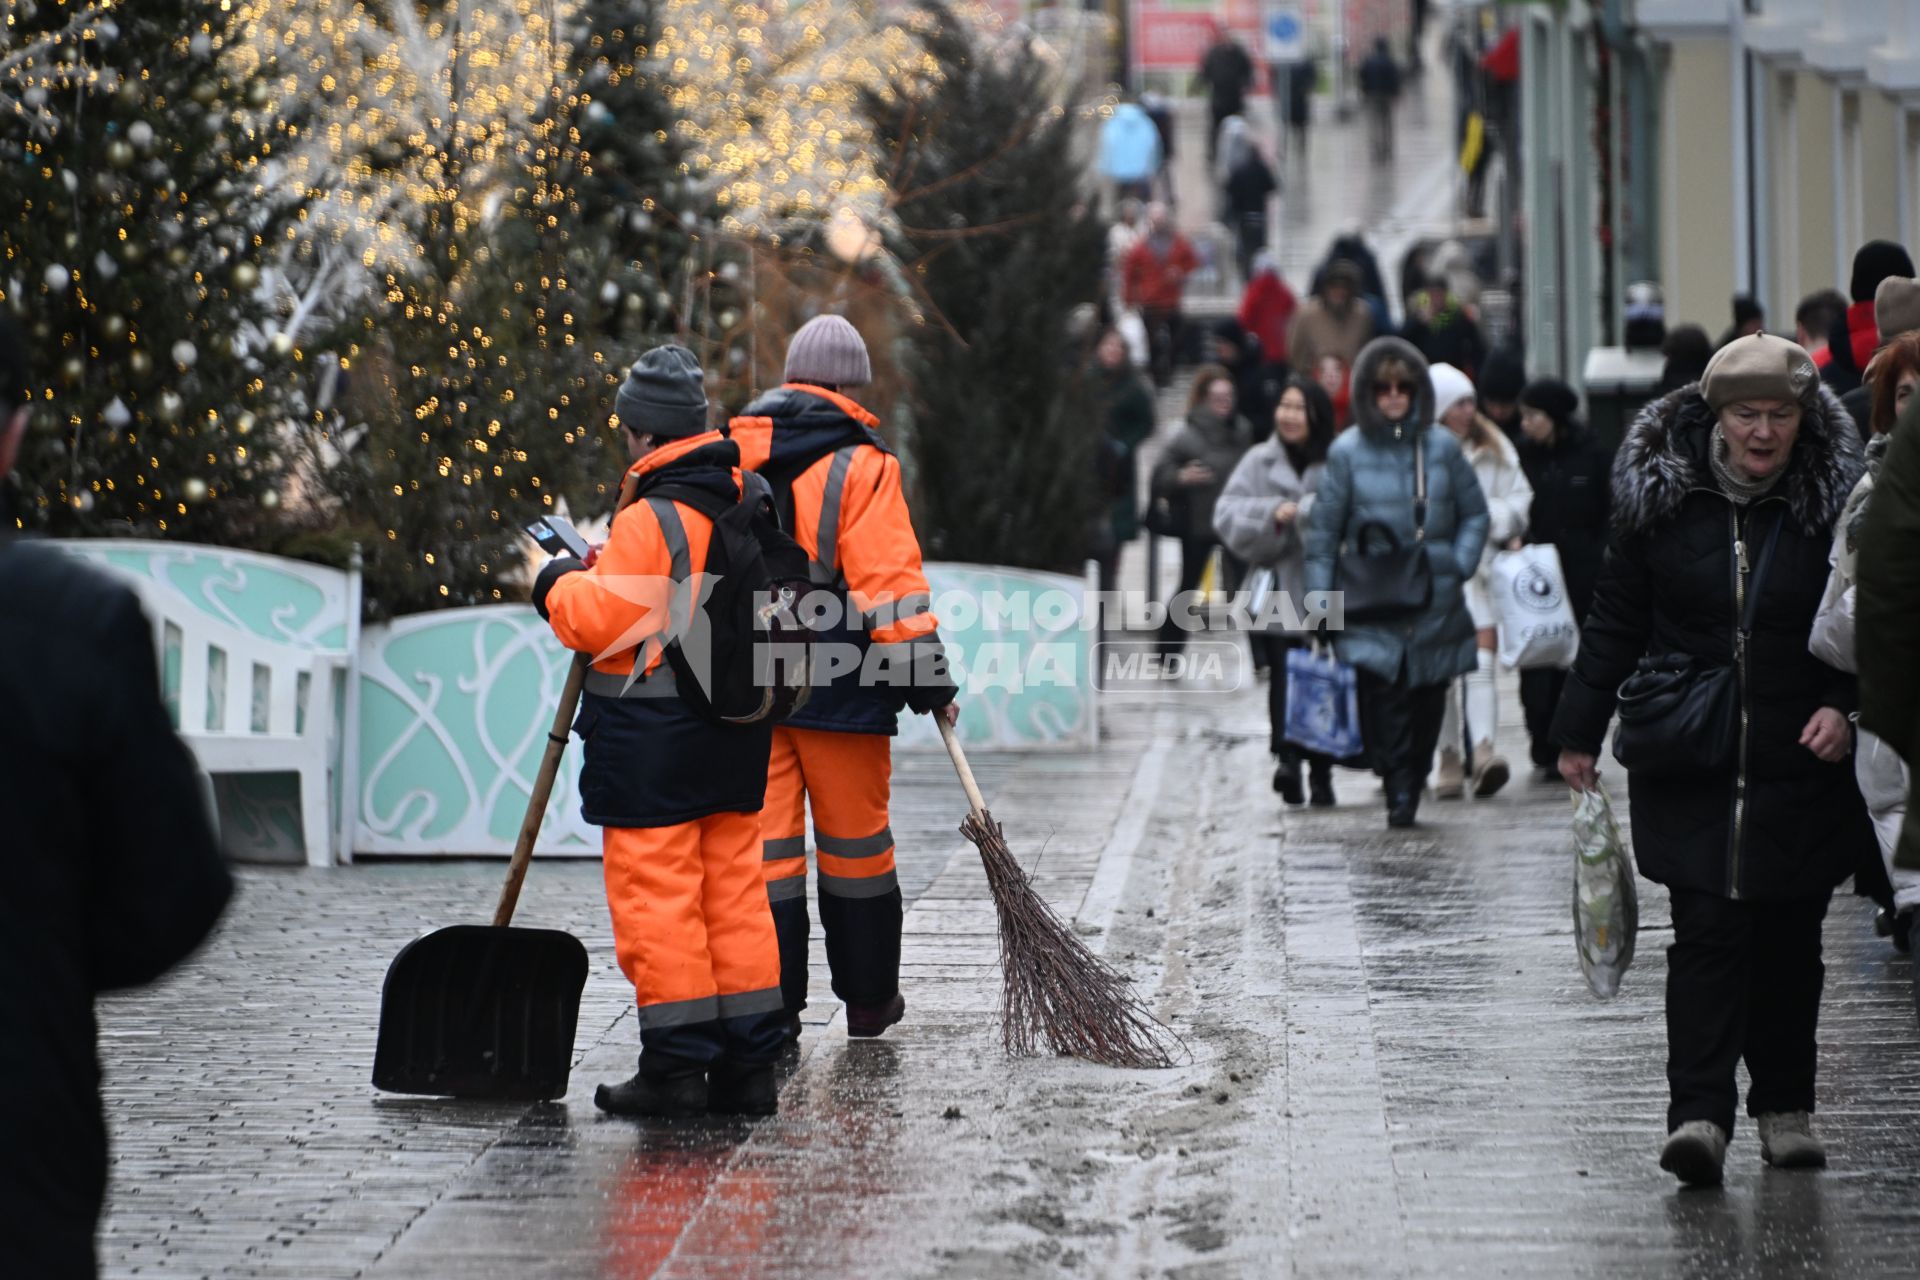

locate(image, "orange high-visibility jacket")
[[731, 384, 955, 733], [535, 431, 773, 826]]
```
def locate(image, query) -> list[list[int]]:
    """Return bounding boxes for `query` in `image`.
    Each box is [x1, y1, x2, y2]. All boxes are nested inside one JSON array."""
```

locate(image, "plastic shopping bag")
[[1571, 786, 1638, 998], [1490, 544, 1580, 670], [1282, 644, 1365, 761]]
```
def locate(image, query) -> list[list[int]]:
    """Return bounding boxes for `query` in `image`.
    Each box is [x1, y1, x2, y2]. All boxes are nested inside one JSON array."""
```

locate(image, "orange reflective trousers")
[[603, 812, 786, 1063], [759, 726, 902, 1011]]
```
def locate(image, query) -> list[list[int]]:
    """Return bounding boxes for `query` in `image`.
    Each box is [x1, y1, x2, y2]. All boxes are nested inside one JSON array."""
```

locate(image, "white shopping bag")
[[1490, 544, 1580, 670], [1115, 308, 1150, 368]]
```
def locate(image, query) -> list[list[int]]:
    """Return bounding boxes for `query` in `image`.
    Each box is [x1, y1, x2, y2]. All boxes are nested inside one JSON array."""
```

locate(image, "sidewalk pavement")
[[98, 663, 1920, 1278]]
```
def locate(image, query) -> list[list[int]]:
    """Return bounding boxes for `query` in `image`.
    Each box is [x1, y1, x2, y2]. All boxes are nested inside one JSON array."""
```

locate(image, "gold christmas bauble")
[[246, 79, 270, 108], [120, 239, 147, 266], [59, 355, 84, 386], [106, 140, 135, 169], [235, 411, 256, 436], [128, 348, 154, 378], [190, 80, 218, 106], [167, 246, 191, 268], [98, 313, 128, 342]]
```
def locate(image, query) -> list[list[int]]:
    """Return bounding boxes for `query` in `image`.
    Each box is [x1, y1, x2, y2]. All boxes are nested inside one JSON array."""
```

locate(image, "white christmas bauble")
[[43, 265, 70, 291], [92, 250, 118, 280], [189, 33, 212, 58], [260, 489, 280, 510], [102, 397, 132, 430], [72, 489, 95, 513], [182, 477, 208, 502], [269, 332, 294, 357], [128, 120, 155, 152], [60, 170, 77, 193], [156, 390, 183, 422], [629, 210, 652, 232], [23, 87, 46, 110], [600, 281, 621, 305], [95, 18, 119, 45], [171, 340, 197, 369], [719, 261, 741, 282]]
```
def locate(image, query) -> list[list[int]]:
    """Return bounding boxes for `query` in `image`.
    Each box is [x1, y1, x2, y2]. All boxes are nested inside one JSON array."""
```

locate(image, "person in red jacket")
[[535, 344, 787, 1118], [1816, 241, 1915, 399], [732, 315, 959, 1043], [1237, 251, 1298, 369], [1123, 203, 1199, 387]]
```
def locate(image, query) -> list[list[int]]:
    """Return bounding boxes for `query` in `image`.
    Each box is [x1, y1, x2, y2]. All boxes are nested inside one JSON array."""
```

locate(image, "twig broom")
[[937, 718, 1179, 1069]]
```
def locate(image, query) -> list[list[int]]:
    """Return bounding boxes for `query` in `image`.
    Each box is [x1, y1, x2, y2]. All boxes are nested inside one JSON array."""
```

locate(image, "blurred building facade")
[[1517, 0, 1920, 382]]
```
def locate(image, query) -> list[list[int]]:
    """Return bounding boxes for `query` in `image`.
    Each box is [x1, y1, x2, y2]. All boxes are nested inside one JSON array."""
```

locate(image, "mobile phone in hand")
[[523, 515, 593, 560]]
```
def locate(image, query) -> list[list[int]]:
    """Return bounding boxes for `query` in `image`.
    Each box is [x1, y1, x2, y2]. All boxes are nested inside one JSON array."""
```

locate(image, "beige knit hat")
[[783, 314, 872, 387], [1700, 332, 1819, 411], [1877, 276, 1920, 342]]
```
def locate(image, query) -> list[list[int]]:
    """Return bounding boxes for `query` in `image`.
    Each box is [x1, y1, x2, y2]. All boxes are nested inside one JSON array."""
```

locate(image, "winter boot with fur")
[[1470, 741, 1511, 798], [1757, 1112, 1827, 1169], [1660, 1120, 1729, 1187]]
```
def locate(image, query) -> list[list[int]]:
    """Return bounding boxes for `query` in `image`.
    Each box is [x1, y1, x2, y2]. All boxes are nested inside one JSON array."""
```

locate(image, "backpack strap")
[[811, 445, 861, 587], [643, 497, 695, 581]]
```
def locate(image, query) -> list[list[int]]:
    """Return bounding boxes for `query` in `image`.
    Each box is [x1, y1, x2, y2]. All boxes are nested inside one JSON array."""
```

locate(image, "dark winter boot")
[[594, 1053, 708, 1118], [845, 991, 906, 1038], [707, 1060, 779, 1117], [1272, 757, 1305, 805], [1308, 762, 1335, 808], [1385, 773, 1419, 829]]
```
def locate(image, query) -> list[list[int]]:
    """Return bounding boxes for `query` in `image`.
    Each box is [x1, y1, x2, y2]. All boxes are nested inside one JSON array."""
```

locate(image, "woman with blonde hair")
[[1427, 363, 1531, 798]]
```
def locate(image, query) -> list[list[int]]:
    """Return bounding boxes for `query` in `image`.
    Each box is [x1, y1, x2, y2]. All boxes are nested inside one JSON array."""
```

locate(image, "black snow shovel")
[[370, 654, 593, 1101]]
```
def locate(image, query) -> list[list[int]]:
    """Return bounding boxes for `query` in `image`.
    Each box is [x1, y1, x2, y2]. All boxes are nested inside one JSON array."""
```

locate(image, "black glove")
[[532, 556, 585, 620], [902, 639, 959, 714]]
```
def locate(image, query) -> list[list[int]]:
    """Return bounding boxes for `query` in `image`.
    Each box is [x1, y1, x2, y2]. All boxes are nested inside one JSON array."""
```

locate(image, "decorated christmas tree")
[[865, 5, 1107, 573], [1, 1, 306, 540]]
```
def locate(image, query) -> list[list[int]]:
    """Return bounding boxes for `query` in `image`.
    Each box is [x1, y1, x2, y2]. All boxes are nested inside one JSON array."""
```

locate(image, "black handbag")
[[1143, 491, 1187, 537], [1337, 432, 1433, 623], [1611, 515, 1782, 776]]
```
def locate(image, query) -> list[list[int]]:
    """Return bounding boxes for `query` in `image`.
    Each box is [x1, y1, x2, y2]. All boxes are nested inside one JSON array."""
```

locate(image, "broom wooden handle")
[[493, 468, 643, 927], [937, 716, 988, 820]]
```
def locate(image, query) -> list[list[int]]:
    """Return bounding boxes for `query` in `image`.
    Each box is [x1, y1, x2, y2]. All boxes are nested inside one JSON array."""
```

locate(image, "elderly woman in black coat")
[[1551, 335, 1872, 1188]]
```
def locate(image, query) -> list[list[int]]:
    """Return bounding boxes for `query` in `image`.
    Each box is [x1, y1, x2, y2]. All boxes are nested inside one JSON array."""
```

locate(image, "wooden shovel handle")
[[937, 716, 988, 821], [493, 468, 642, 926], [494, 651, 589, 927]]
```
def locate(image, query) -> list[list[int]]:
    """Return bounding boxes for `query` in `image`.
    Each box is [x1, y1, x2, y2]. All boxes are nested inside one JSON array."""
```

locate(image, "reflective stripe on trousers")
[[601, 812, 783, 1030]]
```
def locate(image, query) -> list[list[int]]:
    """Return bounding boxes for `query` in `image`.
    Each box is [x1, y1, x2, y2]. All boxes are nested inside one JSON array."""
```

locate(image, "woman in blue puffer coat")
[[1304, 337, 1490, 828]]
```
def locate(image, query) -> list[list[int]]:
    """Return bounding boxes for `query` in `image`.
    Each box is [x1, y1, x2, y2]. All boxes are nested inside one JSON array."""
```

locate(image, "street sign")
[[1264, 4, 1304, 62]]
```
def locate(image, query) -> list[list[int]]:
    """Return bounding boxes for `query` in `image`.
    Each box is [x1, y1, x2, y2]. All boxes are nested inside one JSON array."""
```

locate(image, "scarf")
[[1709, 424, 1784, 505]]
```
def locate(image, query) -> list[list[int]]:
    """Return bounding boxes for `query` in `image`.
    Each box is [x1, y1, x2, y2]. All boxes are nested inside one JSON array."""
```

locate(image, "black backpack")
[[639, 473, 814, 726]]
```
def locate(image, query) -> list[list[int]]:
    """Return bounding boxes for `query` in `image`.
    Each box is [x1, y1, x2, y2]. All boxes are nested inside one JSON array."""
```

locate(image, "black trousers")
[[1257, 634, 1333, 769], [1519, 666, 1567, 768], [1357, 667, 1447, 790], [1666, 889, 1830, 1135]]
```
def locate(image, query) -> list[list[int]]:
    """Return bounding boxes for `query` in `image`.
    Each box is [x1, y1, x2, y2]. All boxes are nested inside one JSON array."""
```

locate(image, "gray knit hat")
[[1700, 332, 1819, 411], [1877, 276, 1920, 341], [615, 344, 709, 437], [783, 314, 871, 387]]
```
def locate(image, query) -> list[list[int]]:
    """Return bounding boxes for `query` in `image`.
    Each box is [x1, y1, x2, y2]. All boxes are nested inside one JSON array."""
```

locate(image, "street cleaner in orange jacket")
[[534, 344, 787, 1117], [731, 315, 959, 1040]]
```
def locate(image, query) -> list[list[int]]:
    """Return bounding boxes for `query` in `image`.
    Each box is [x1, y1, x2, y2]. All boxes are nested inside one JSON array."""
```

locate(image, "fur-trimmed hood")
[[1610, 382, 1864, 538], [1350, 336, 1433, 438]]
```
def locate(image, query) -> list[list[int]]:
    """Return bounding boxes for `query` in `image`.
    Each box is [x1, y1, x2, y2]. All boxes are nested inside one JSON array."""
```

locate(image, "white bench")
[[51, 539, 359, 866]]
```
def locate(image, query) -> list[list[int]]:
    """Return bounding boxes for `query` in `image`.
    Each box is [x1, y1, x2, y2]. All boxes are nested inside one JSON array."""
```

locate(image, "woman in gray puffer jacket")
[[1215, 375, 1338, 807], [1304, 337, 1490, 827]]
